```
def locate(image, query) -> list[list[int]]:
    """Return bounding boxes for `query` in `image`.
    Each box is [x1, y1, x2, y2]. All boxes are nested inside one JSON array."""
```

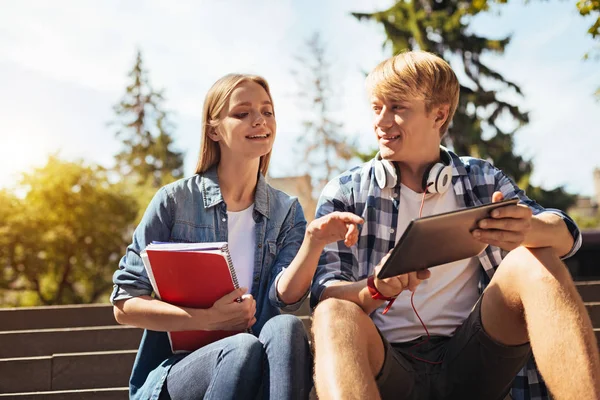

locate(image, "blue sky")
[[0, 0, 598, 196]]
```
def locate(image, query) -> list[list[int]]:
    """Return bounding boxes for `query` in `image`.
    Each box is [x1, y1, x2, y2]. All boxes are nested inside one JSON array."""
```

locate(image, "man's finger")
[[490, 204, 531, 219], [492, 191, 504, 203], [416, 269, 430, 280]]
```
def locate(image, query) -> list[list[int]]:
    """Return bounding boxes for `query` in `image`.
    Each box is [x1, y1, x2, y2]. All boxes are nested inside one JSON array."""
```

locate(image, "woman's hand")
[[306, 211, 364, 248], [205, 287, 256, 331]]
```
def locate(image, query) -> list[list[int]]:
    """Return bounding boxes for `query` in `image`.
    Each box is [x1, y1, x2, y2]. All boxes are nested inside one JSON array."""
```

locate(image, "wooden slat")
[[0, 356, 52, 393], [576, 281, 600, 303], [0, 304, 116, 331], [0, 388, 128, 399], [51, 350, 136, 391], [0, 326, 142, 358], [586, 303, 600, 328], [0, 351, 136, 394]]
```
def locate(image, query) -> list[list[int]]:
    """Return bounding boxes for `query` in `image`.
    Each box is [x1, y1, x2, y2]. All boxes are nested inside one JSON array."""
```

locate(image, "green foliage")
[[112, 50, 184, 188], [571, 212, 600, 229], [0, 156, 138, 306], [353, 0, 532, 183], [517, 175, 577, 211], [352, 0, 577, 210], [577, 0, 600, 98]]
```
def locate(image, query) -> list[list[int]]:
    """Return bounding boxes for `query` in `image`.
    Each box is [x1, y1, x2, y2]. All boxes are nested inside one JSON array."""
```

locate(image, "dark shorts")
[[376, 295, 531, 400]]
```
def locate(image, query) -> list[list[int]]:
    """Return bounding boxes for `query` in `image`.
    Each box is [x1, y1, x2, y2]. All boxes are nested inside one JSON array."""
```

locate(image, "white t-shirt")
[[227, 205, 256, 292], [372, 184, 481, 343]]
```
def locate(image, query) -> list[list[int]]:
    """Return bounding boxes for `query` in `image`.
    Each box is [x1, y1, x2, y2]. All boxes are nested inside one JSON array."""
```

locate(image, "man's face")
[[370, 95, 443, 163]]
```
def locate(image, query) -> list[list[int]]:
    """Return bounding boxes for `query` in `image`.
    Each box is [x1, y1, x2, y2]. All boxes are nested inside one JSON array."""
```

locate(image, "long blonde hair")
[[195, 74, 274, 175]]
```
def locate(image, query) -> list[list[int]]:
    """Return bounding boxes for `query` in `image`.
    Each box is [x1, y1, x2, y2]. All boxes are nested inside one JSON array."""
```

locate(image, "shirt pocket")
[[170, 221, 215, 243], [263, 239, 278, 269]]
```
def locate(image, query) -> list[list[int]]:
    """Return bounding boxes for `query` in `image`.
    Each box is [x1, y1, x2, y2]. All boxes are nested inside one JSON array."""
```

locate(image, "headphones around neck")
[[374, 147, 453, 194]]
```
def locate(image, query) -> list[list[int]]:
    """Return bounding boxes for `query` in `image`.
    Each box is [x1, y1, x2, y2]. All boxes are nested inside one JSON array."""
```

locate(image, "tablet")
[[376, 198, 519, 279]]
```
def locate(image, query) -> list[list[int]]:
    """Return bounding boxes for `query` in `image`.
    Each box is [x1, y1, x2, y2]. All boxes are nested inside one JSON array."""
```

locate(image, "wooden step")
[[0, 304, 116, 331], [586, 303, 600, 328], [576, 281, 600, 303], [0, 326, 142, 358], [0, 350, 136, 394], [0, 388, 128, 399]]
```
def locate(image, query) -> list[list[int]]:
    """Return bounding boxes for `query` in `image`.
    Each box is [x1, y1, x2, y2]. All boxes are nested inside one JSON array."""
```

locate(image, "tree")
[[0, 156, 138, 306], [292, 33, 357, 192], [112, 49, 184, 188], [577, 0, 600, 98], [353, 1, 534, 182], [352, 1, 576, 209]]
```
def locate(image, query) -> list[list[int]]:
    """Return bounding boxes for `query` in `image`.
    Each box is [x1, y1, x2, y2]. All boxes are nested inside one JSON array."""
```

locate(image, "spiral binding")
[[220, 243, 240, 289]]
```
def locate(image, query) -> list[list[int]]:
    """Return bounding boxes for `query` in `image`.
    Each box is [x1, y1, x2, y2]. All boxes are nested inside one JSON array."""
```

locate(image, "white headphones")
[[374, 147, 453, 194]]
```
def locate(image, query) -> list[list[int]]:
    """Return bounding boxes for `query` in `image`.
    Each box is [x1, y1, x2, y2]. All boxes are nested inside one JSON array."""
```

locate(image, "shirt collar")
[[200, 165, 270, 218]]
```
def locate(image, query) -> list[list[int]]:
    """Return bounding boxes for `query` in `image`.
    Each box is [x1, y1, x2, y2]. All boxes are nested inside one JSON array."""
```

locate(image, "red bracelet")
[[366, 275, 397, 314]]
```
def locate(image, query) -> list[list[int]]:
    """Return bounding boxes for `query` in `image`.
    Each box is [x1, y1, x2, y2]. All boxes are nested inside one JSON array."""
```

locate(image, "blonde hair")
[[195, 74, 274, 175], [366, 51, 460, 135]]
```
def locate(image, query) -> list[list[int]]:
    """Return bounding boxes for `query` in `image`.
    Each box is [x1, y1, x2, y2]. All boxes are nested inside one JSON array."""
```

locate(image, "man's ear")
[[433, 104, 450, 129]]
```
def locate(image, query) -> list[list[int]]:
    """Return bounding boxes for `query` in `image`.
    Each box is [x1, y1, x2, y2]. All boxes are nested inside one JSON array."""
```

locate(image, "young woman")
[[111, 74, 363, 400]]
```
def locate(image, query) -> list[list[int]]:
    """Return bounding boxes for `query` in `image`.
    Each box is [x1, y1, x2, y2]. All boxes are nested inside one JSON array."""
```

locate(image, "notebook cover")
[[144, 249, 242, 353]]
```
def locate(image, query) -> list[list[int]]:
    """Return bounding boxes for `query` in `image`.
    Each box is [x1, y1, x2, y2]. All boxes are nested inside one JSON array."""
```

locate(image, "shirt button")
[[392, 192, 398, 198], [390, 228, 395, 233], [222, 218, 226, 222], [257, 243, 262, 248]]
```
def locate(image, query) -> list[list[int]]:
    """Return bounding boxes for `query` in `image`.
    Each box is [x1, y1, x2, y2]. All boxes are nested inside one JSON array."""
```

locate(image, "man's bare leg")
[[312, 298, 386, 400], [481, 246, 600, 400]]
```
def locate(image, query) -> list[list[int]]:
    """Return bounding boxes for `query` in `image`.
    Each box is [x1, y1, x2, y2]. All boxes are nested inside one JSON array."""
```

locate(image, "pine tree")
[[292, 33, 356, 192], [353, 0, 532, 182], [112, 50, 184, 188], [352, 1, 576, 209]]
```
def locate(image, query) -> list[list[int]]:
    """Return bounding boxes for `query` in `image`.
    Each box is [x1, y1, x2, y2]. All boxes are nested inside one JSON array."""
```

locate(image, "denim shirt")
[[110, 167, 308, 400]]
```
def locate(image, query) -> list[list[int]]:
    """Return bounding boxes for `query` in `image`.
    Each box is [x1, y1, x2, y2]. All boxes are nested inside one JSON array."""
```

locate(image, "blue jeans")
[[160, 314, 312, 400]]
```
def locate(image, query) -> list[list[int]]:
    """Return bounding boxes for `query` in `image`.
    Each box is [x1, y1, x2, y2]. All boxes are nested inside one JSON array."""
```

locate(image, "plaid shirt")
[[310, 149, 582, 400]]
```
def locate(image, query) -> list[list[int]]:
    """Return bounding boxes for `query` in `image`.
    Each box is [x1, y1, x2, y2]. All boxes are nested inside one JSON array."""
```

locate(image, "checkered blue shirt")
[[310, 150, 582, 400]]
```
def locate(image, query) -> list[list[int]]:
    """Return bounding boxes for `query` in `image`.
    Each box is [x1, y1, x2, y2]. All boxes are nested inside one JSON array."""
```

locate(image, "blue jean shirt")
[[110, 167, 308, 400]]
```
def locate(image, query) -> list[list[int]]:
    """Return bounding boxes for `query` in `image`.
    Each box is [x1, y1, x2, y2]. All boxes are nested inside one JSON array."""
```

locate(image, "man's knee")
[[313, 298, 364, 329], [498, 246, 570, 289]]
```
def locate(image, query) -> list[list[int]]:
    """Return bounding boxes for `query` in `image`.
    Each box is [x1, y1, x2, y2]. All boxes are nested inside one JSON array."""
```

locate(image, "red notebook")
[[141, 242, 242, 353]]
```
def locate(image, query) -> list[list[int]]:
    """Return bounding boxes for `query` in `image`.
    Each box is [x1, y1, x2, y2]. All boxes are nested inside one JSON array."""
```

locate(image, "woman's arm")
[[114, 289, 256, 332], [275, 209, 363, 305]]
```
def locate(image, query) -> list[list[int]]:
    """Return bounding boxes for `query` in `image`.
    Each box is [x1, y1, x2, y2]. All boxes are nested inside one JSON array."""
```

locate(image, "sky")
[[0, 0, 598, 196]]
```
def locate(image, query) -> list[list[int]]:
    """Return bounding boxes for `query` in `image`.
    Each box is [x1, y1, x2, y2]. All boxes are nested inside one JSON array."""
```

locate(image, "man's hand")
[[372, 252, 431, 298], [472, 191, 533, 251], [307, 211, 364, 248]]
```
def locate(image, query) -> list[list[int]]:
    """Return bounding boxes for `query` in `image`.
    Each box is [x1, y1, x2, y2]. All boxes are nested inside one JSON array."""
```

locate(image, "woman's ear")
[[208, 127, 220, 142]]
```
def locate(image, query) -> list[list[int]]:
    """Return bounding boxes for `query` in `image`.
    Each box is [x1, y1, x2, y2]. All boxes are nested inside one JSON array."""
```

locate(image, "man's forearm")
[[321, 280, 386, 315], [524, 213, 574, 257]]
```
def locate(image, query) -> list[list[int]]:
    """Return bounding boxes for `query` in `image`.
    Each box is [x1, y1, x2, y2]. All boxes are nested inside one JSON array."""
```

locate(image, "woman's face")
[[211, 80, 276, 163]]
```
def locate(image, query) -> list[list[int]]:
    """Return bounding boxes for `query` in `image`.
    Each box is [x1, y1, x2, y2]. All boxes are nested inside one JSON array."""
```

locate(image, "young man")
[[309, 51, 600, 400]]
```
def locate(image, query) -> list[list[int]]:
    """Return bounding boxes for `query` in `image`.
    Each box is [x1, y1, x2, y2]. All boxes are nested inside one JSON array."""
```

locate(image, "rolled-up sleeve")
[[309, 179, 359, 309], [494, 168, 582, 259], [267, 199, 309, 312], [110, 187, 173, 304]]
